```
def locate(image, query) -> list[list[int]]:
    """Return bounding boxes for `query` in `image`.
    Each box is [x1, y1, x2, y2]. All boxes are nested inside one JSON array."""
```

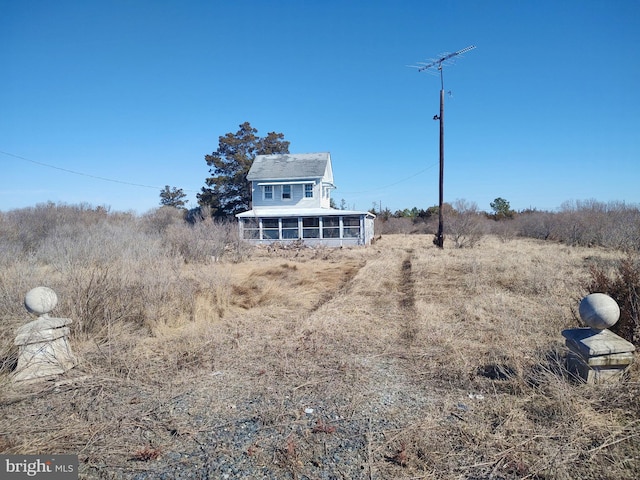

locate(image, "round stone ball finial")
[[24, 287, 58, 316], [579, 293, 620, 330]]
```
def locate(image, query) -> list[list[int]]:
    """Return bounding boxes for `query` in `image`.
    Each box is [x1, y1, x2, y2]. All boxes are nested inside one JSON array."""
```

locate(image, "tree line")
[[367, 197, 515, 222]]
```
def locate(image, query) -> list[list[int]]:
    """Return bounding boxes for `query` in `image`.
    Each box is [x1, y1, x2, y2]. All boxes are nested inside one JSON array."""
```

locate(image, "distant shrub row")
[[374, 199, 640, 251]]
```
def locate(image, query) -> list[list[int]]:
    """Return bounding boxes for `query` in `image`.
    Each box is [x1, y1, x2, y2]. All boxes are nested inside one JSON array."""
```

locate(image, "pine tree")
[[197, 122, 290, 217], [159, 185, 188, 209]]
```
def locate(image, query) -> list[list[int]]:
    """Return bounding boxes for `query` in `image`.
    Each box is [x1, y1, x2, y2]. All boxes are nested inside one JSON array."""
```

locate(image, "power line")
[[338, 163, 439, 195], [0, 150, 200, 193], [2, 149, 436, 199]]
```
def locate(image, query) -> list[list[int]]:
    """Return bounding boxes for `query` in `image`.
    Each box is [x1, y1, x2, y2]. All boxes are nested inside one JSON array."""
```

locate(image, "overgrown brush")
[[164, 215, 250, 263], [0, 203, 248, 341], [372, 199, 640, 251], [513, 200, 640, 250]]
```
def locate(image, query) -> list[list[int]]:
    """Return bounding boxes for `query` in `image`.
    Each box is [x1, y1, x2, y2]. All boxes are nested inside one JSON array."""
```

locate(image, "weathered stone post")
[[562, 293, 635, 384], [12, 287, 77, 383]]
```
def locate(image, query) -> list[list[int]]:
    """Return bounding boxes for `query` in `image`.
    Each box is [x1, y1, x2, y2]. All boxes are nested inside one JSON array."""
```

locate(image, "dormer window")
[[282, 184, 291, 200], [305, 183, 313, 198], [263, 185, 273, 200]]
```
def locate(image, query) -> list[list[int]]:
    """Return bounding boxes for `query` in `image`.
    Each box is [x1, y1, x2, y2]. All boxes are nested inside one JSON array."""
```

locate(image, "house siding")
[[252, 182, 320, 209]]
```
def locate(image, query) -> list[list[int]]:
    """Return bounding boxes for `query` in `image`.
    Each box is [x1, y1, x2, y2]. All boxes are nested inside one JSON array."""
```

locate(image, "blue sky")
[[1, 0, 639, 214]]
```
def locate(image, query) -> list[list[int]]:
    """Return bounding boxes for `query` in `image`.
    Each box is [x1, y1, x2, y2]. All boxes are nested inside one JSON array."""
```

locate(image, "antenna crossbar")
[[417, 45, 476, 72]]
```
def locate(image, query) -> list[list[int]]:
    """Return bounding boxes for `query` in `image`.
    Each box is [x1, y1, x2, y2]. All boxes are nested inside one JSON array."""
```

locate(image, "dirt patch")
[[229, 258, 364, 311]]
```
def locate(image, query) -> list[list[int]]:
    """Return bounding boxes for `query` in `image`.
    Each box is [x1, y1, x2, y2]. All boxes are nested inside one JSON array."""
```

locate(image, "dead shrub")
[[515, 210, 558, 240], [164, 217, 250, 263], [445, 199, 485, 248], [141, 206, 186, 234]]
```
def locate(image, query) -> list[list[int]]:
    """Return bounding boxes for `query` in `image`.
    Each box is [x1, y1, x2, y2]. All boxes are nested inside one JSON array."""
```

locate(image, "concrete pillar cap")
[[579, 293, 620, 330], [24, 286, 58, 316]]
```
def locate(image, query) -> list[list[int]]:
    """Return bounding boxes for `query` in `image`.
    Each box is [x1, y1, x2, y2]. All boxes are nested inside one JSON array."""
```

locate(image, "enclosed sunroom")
[[237, 208, 375, 247]]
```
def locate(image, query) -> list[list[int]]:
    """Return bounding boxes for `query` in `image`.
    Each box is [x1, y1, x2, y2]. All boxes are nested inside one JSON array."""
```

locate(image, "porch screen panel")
[[281, 218, 299, 239], [243, 218, 260, 239], [343, 216, 361, 238], [302, 217, 319, 238], [262, 218, 279, 239], [322, 217, 340, 238]]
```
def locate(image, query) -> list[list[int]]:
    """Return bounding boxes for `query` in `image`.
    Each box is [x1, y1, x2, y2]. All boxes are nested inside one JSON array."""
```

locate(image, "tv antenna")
[[411, 45, 475, 248]]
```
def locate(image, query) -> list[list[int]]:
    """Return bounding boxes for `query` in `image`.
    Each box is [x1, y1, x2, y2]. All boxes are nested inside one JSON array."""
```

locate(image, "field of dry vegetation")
[[1, 204, 639, 479]]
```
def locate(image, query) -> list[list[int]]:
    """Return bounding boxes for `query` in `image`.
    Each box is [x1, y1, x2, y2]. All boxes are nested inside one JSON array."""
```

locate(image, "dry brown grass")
[[1, 234, 639, 479]]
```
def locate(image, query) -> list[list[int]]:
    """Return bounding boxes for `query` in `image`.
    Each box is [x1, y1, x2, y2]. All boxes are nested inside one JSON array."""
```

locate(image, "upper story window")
[[263, 185, 273, 200], [305, 183, 313, 198], [282, 184, 291, 200]]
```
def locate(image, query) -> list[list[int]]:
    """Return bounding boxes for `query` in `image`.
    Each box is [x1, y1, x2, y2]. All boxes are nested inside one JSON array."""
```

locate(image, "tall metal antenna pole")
[[413, 45, 475, 248]]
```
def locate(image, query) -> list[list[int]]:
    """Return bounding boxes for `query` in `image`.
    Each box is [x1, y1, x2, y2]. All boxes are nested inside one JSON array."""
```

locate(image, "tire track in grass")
[[308, 258, 368, 314], [399, 249, 418, 343]]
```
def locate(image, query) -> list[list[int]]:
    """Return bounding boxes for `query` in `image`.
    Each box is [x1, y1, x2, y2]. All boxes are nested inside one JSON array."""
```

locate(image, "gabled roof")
[[247, 152, 331, 181]]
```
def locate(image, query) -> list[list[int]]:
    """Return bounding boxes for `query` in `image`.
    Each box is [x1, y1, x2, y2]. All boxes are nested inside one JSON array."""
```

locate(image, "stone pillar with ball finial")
[[12, 287, 77, 383], [562, 293, 635, 384]]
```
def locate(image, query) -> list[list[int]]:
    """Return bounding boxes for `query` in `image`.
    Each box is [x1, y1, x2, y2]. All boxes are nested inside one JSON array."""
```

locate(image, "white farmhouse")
[[236, 152, 375, 246]]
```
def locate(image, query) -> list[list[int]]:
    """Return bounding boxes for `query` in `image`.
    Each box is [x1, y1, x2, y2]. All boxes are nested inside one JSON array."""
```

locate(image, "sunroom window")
[[282, 218, 299, 239], [343, 216, 361, 238], [242, 218, 260, 239], [262, 218, 279, 239], [302, 217, 319, 238], [322, 217, 340, 238]]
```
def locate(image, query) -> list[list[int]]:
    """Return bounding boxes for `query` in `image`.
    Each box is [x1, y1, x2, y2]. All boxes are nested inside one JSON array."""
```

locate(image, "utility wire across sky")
[[337, 163, 439, 195], [1, 150, 200, 193], [2, 149, 437, 199]]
